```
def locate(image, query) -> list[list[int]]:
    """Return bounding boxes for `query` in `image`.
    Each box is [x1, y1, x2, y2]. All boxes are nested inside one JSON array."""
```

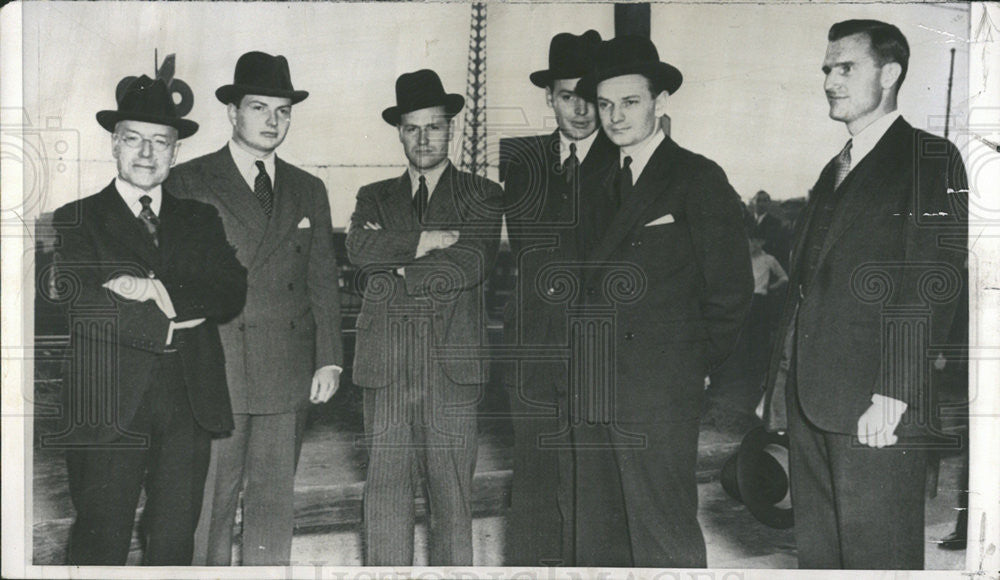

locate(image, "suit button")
[[546, 287, 556, 296], [288, 283, 294, 290], [625, 332, 634, 340], [147, 270, 155, 278], [238, 323, 245, 331], [290, 321, 296, 329], [636, 240, 642, 247]]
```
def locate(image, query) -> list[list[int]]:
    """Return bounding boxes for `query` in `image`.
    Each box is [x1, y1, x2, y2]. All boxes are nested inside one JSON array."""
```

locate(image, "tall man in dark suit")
[[498, 29, 617, 567], [48, 75, 247, 565], [346, 69, 502, 566], [759, 20, 968, 569], [572, 36, 753, 568], [168, 52, 343, 565]]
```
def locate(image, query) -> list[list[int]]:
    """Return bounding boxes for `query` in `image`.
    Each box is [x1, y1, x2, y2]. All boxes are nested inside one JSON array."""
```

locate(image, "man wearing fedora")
[[49, 75, 247, 565], [346, 69, 502, 566], [572, 35, 752, 567], [758, 20, 968, 569], [498, 29, 616, 566], [168, 51, 343, 565]]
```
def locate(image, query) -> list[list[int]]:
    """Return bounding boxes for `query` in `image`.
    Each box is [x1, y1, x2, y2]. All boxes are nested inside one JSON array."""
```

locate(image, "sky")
[[16, 1, 970, 229]]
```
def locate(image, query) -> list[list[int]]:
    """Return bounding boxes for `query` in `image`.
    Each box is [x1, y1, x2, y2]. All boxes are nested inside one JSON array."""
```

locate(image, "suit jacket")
[[167, 146, 343, 414], [579, 137, 753, 424], [49, 181, 247, 444], [346, 163, 502, 388], [762, 117, 968, 437], [499, 130, 617, 393]]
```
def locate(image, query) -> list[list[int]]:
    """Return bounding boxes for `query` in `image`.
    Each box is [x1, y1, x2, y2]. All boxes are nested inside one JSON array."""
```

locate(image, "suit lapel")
[[97, 182, 160, 269], [379, 171, 418, 229], [253, 157, 303, 267], [426, 163, 460, 225], [812, 118, 911, 273], [586, 138, 677, 273], [205, 146, 270, 237], [156, 190, 182, 265]]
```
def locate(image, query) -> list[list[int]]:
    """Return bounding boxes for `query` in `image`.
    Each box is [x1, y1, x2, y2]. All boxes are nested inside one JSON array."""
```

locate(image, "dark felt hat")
[[216, 51, 309, 105], [381, 69, 465, 127], [529, 29, 603, 88], [735, 426, 793, 529], [96, 75, 199, 139], [575, 35, 683, 100]]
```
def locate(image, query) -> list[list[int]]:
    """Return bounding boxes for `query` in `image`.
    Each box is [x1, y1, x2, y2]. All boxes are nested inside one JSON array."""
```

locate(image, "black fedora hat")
[[96, 75, 199, 139], [575, 35, 683, 100], [216, 51, 309, 105], [735, 426, 793, 529], [529, 29, 603, 88], [381, 69, 465, 127]]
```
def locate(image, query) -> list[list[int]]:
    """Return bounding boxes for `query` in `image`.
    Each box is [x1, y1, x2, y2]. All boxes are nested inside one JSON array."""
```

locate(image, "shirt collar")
[[620, 124, 666, 184], [559, 129, 600, 165], [115, 177, 162, 218], [408, 159, 450, 198], [846, 110, 901, 170], [228, 140, 276, 191]]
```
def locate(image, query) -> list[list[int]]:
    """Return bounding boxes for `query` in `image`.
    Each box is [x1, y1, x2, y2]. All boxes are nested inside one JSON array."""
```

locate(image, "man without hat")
[[49, 75, 247, 565], [759, 20, 968, 569], [572, 35, 753, 567], [346, 69, 502, 565], [498, 29, 617, 567], [168, 51, 344, 565]]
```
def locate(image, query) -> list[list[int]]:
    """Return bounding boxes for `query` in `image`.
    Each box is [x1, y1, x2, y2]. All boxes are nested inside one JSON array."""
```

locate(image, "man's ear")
[[880, 62, 903, 91], [226, 102, 239, 127], [653, 90, 670, 118], [545, 86, 555, 109]]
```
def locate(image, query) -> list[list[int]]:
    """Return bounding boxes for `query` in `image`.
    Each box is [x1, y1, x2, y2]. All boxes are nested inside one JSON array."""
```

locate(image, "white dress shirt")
[[407, 159, 450, 201], [229, 140, 277, 191], [845, 110, 901, 170], [560, 129, 600, 165], [620, 124, 666, 185], [115, 177, 162, 217]]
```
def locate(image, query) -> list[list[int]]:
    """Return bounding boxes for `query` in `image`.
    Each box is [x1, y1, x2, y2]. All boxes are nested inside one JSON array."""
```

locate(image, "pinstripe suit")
[[346, 163, 502, 565]]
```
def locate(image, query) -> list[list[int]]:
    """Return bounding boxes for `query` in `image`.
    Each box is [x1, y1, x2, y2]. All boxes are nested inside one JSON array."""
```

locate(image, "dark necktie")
[[138, 194, 159, 247], [254, 160, 273, 216], [562, 142, 579, 184], [833, 139, 853, 190], [413, 175, 429, 223], [614, 156, 633, 209]]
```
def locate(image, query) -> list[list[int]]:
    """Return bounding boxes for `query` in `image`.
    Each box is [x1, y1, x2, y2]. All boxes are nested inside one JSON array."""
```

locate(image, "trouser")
[[573, 419, 706, 568], [361, 369, 479, 566], [193, 409, 306, 565], [506, 381, 574, 566], [66, 352, 211, 565], [786, 372, 927, 569]]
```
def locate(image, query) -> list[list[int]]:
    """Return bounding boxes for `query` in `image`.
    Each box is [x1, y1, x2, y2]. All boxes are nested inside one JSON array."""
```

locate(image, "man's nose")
[[139, 139, 153, 157], [824, 72, 838, 93], [573, 97, 589, 117], [418, 129, 430, 146], [610, 105, 624, 124], [265, 111, 278, 127]]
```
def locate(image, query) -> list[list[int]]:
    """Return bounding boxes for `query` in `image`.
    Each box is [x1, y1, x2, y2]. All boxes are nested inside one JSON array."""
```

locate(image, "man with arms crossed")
[[347, 69, 502, 565], [169, 51, 343, 565], [572, 35, 752, 567], [759, 20, 968, 569]]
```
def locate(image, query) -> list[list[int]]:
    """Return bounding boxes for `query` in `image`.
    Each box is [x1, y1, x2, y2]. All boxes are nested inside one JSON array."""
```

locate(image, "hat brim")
[[529, 69, 592, 90], [96, 110, 199, 139], [381, 94, 465, 126], [216, 84, 309, 106], [575, 61, 683, 101], [735, 426, 793, 529]]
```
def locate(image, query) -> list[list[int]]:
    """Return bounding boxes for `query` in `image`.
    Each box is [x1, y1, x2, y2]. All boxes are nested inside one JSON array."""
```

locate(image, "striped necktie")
[[254, 160, 274, 216], [138, 194, 159, 247], [833, 140, 852, 190]]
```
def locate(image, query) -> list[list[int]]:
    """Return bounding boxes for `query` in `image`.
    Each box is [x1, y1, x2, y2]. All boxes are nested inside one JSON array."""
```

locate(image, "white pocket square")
[[297, 217, 311, 229], [644, 213, 675, 227]]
